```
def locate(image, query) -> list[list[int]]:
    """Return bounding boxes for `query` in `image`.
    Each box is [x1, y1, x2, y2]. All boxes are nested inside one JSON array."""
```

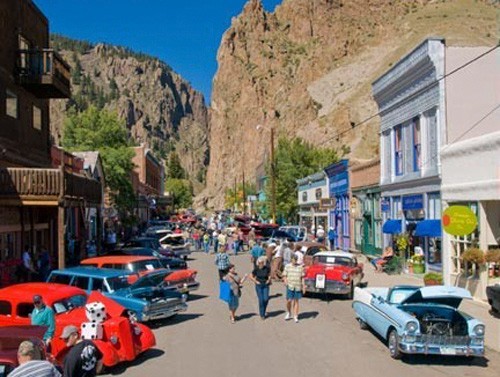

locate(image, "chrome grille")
[[149, 298, 182, 312], [419, 334, 471, 346]]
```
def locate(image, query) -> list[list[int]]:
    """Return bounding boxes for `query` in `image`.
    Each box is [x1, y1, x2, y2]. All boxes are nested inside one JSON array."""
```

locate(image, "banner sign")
[[402, 194, 424, 210]]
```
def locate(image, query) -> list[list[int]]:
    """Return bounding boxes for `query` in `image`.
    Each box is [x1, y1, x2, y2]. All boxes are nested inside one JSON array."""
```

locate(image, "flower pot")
[[424, 279, 441, 286], [413, 264, 425, 274], [408, 265, 414, 274]]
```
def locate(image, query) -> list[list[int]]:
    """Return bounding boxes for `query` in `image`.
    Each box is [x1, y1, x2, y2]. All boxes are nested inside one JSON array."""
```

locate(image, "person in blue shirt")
[[250, 241, 265, 267], [328, 227, 337, 249], [30, 295, 55, 347]]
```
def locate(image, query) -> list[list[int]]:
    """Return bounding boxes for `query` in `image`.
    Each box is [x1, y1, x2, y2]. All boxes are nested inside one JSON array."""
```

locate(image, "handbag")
[[219, 280, 232, 303]]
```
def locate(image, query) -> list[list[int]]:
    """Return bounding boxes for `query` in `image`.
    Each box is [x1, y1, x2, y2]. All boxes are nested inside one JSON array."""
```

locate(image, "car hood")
[[402, 286, 472, 308]]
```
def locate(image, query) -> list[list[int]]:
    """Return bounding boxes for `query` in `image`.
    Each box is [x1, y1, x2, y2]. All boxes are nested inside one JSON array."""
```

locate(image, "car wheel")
[[346, 282, 354, 300], [358, 318, 369, 330], [127, 310, 139, 323], [388, 329, 402, 359]]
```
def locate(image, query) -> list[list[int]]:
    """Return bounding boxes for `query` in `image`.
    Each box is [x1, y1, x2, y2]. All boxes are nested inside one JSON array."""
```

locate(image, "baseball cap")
[[60, 325, 79, 340]]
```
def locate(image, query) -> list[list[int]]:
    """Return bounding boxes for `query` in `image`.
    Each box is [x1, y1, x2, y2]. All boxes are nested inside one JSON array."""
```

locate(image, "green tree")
[[167, 152, 185, 179], [265, 137, 338, 223], [225, 183, 257, 211], [165, 179, 193, 209], [72, 56, 82, 85], [62, 106, 136, 221]]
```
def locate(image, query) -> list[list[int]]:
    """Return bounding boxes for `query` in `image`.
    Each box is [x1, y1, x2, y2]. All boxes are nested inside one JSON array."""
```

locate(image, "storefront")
[[296, 172, 328, 233], [325, 160, 350, 251]]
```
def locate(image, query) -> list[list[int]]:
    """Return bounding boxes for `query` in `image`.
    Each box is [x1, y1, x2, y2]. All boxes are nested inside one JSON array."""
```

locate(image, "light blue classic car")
[[352, 285, 485, 359]]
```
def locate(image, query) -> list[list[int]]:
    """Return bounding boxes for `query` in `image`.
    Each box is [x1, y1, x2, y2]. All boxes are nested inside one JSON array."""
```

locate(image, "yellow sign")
[[442, 206, 477, 236]]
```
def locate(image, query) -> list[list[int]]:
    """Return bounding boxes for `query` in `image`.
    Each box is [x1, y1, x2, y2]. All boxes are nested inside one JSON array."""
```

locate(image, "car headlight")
[[405, 321, 418, 334], [110, 334, 119, 345], [143, 304, 150, 313], [473, 324, 485, 336], [181, 294, 188, 303], [341, 273, 349, 280]]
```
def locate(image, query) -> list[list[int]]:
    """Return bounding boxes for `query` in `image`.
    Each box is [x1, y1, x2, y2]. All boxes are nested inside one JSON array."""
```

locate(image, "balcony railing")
[[17, 49, 71, 98], [0, 168, 101, 206]]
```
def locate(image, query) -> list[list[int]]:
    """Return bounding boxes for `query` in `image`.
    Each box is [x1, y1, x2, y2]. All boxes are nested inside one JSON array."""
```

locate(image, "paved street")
[[104, 251, 500, 377]]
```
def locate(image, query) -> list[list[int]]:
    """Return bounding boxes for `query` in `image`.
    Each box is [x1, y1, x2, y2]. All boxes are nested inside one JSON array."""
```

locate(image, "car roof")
[[51, 266, 134, 278], [82, 255, 157, 264], [315, 251, 356, 259], [0, 283, 86, 302]]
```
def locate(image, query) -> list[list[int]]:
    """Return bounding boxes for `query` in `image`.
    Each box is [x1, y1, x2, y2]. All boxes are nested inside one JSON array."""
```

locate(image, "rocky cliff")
[[201, 0, 497, 209], [50, 37, 209, 190]]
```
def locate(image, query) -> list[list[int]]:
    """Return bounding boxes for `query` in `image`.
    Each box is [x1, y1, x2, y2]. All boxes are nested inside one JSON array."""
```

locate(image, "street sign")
[[320, 198, 336, 209], [442, 205, 477, 236]]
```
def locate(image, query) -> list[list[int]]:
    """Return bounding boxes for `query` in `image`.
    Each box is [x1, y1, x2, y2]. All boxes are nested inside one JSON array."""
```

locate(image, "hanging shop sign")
[[442, 205, 477, 236]]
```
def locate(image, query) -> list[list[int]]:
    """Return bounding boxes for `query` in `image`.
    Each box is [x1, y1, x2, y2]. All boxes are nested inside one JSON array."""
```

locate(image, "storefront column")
[[58, 205, 65, 269]]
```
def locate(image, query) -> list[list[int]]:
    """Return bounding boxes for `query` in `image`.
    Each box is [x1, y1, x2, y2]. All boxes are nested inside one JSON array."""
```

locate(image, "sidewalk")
[[358, 255, 500, 353]]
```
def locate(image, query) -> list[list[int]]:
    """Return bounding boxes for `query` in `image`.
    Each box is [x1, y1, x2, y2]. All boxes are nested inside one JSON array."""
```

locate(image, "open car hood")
[[402, 286, 472, 308]]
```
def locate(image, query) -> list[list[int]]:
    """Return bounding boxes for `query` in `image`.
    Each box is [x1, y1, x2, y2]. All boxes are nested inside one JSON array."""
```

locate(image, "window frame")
[[394, 125, 403, 176], [412, 117, 421, 172], [33, 105, 42, 130], [6, 89, 18, 119]]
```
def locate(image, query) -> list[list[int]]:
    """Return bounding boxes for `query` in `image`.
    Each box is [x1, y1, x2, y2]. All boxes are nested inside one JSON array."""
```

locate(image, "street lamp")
[[256, 124, 277, 224]]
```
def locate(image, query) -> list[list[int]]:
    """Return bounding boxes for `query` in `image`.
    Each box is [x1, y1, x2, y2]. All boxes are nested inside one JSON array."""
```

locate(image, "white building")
[[440, 45, 499, 299], [297, 172, 328, 232], [373, 38, 446, 273]]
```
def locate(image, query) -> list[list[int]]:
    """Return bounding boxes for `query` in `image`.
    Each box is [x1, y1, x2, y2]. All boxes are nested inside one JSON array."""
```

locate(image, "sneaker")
[[294, 317, 299, 323], [284, 312, 292, 321]]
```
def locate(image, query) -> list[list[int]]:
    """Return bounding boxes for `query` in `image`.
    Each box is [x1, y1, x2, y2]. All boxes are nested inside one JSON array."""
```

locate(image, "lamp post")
[[257, 124, 277, 224]]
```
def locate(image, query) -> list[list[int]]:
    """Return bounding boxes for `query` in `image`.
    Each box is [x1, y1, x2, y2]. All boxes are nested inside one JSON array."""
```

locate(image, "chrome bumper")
[[304, 279, 350, 294], [399, 335, 484, 356], [142, 303, 188, 322]]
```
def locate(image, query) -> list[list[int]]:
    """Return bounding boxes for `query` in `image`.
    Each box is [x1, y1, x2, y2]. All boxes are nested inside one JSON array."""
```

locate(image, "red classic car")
[[0, 283, 156, 368], [0, 326, 53, 376], [294, 242, 328, 267], [81, 255, 200, 293], [304, 251, 364, 299]]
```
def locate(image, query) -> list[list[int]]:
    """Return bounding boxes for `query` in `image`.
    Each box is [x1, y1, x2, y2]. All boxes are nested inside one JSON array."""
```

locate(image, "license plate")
[[315, 274, 325, 289], [440, 347, 457, 355]]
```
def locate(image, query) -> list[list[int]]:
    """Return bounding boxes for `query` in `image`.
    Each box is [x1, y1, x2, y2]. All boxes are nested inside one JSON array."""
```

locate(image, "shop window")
[[6, 90, 18, 119], [427, 192, 441, 220], [33, 105, 42, 130], [355, 220, 362, 247], [394, 125, 403, 176], [391, 197, 402, 219], [426, 109, 438, 170], [413, 117, 421, 172], [449, 202, 479, 275]]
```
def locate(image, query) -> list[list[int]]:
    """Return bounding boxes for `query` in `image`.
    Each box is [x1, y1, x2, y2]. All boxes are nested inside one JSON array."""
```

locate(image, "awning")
[[382, 220, 402, 234], [415, 220, 442, 237]]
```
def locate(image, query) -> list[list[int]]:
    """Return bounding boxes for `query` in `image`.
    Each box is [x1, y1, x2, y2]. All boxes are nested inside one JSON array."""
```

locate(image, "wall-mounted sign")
[[402, 194, 423, 211], [320, 198, 336, 209], [442, 205, 477, 236], [381, 198, 390, 212]]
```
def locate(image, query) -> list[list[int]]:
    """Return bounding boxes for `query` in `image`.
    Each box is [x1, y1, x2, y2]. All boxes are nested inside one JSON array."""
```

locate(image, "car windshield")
[[162, 237, 184, 246], [106, 276, 132, 292], [315, 256, 354, 266], [52, 294, 87, 314], [389, 288, 418, 304], [132, 271, 170, 289], [134, 260, 162, 271]]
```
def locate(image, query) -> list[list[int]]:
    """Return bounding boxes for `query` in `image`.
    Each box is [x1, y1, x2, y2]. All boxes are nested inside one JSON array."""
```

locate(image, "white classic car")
[[352, 285, 485, 359]]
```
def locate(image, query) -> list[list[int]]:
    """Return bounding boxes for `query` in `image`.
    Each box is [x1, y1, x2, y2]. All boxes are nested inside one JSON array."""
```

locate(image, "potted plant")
[[406, 258, 414, 274], [485, 248, 500, 278], [411, 254, 425, 274], [423, 272, 443, 286], [461, 247, 485, 278]]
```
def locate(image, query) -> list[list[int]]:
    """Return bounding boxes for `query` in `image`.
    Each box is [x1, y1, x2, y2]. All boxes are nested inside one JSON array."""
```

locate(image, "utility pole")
[[242, 170, 246, 215], [234, 176, 237, 213], [270, 127, 277, 224]]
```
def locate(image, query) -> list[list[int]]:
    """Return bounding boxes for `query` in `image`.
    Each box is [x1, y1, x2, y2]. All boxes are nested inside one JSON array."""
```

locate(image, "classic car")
[[352, 285, 485, 359], [304, 251, 364, 298], [47, 267, 188, 322], [159, 233, 192, 259], [81, 255, 199, 293], [0, 283, 155, 367], [0, 325, 52, 376], [123, 237, 175, 257], [486, 284, 500, 313], [294, 242, 328, 267], [112, 246, 187, 270], [279, 226, 308, 242]]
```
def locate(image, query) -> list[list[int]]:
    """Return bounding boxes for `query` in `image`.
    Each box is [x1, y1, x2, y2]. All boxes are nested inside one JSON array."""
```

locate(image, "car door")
[[363, 294, 396, 338]]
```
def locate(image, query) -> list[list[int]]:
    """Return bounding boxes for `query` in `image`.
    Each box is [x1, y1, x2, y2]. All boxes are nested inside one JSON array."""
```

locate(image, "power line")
[[317, 43, 499, 148]]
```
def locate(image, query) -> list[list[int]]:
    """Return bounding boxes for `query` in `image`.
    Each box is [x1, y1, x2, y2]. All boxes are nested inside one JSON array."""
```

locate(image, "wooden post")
[[58, 205, 65, 269]]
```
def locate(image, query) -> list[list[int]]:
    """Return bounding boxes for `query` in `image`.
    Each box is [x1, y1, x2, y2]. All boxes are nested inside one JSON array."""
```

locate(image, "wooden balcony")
[[16, 49, 71, 98], [0, 168, 101, 207]]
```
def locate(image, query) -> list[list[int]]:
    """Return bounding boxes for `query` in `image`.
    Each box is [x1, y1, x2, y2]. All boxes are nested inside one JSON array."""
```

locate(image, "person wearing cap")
[[30, 295, 55, 346], [282, 253, 306, 323], [8, 340, 61, 377], [60, 325, 103, 377]]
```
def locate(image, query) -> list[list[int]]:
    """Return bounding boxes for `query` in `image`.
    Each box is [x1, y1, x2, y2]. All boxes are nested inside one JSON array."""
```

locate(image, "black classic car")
[[486, 284, 500, 314]]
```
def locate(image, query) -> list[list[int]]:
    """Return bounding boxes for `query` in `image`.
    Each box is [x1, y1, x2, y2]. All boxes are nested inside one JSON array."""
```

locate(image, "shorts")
[[228, 295, 239, 310], [286, 287, 302, 300]]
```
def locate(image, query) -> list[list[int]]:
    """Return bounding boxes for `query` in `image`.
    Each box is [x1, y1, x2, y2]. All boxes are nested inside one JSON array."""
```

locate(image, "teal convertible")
[[352, 285, 485, 359]]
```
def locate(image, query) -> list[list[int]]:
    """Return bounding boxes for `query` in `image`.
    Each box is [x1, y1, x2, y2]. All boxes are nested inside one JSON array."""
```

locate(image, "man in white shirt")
[[294, 247, 305, 265]]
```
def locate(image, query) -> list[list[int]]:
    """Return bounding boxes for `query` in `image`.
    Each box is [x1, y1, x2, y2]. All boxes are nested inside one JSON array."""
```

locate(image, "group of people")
[[9, 294, 102, 377], [17, 245, 51, 283], [215, 240, 306, 324]]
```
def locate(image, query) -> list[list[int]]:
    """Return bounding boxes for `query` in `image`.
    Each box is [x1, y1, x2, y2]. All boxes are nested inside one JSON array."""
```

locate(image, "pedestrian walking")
[[60, 325, 103, 377], [282, 242, 293, 267], [31, 295, 55, 347], [8, 340, 61, 377], [270, 242, 283, 280], [328, 227, 336, 249], [248, 227, 256, 249], [213, 230, 219, 254], [250, 241, 265, 266], [294, 246, 304, 266], [283, 254, 305, 323], [215, 247, 231, 280], [203, 232, 210, 254], [316, 225, 325, 244], [218, 231, 227, 253], [249, 256, 271, 320], [223, 264, 247, 323]]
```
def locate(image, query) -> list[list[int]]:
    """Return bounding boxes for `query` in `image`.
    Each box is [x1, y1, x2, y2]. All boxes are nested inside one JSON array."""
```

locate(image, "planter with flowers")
[[423, 272, 443, 286], [411, 254, 425, 274], [461, 247, 485, 279], [485, 248, 500, 279]]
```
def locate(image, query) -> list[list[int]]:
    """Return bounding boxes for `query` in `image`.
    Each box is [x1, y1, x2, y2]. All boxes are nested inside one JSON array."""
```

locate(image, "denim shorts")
[[286, 287, 302, 300]]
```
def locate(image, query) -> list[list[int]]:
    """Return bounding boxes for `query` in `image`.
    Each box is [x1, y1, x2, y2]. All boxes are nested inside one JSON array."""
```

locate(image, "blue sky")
[[35, 0, 283, 104]]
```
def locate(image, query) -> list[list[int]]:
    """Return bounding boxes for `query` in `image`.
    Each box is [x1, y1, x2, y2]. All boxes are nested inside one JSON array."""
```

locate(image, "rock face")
[[50, 40, 209, 189], [201, 0, 497, 209]]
